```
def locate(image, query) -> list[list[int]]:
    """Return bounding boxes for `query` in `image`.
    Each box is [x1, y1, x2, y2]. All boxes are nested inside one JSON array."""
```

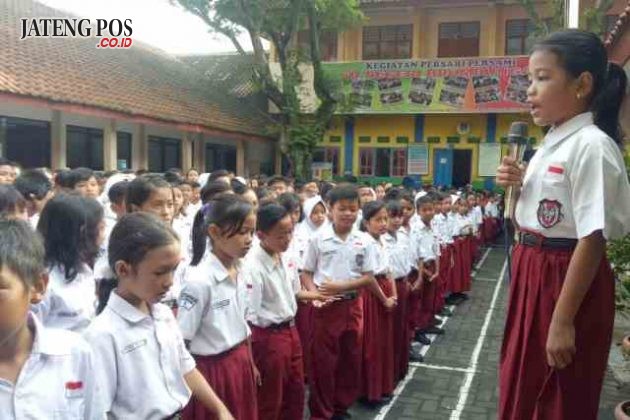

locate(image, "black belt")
[[338, 291, 358, 301], [395, 276, 407, 282], [268, 319, 295, 330], [519, 232, 577, 250]]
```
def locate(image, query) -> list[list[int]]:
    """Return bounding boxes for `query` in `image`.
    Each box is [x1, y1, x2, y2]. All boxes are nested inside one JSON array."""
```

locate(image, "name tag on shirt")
[[179, 293, 198, 311], [122, 339, 147, 354], [65, 381, 84, 399], [211, 299, 230, 310]]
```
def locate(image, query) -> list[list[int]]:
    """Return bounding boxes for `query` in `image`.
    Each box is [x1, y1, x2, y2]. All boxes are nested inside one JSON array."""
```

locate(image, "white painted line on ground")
[[409, 362, 475, 373], [473, 277, 498, 282], [449, 258, 508, 420], [471, 248, 492, 277], [373, 366, 418, 420]]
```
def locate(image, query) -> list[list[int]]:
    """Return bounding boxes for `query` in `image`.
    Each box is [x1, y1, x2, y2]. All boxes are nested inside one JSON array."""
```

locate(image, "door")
[[433, 148, 453, 187], [452, 149, 472, 188]]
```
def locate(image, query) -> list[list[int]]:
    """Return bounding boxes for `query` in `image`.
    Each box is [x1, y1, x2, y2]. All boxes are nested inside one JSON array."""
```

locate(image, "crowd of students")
[[0, 161, 502, 420]]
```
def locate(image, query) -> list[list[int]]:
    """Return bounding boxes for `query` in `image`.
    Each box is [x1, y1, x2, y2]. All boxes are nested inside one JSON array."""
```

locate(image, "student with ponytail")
[[497, 29, 630, 419], [85, 213, 232, 420], [178, 194, 259, 420]]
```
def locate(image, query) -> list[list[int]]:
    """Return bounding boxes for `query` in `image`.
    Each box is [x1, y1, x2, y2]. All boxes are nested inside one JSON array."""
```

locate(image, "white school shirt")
[[0, 313, 104, 420], [366, 234, 389, 276], [302, 224, 377, 286], [472, 206, 483, 226], [83, 292, 195, 420], [398, 226, 420, 271], [516, 112, 630, 240], [453, 214, 473, 236], [33, 263, 96, 333], [177, 252, 250, 356], [416, 222, 439, 262], [485, 203, 498, 218], [381, 231, 411, 279], [242, 243, 300, 328]]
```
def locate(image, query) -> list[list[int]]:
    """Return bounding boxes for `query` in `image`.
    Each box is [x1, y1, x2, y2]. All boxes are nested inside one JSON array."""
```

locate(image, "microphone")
[[503, 121, 529, 220]]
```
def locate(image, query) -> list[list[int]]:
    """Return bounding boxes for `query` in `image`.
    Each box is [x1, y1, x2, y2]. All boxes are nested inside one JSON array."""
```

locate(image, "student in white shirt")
[[0, 219, 104, 420], [382, 198, 415, 377], [85, 213, 232, 420], [243, 202, 325, 420], [358, 200, 397, 405], [178, 194, 259, 420], [33, 194, 104, 333], [496, 29, 630, 420], [13, 169, 54, 230], [432, 193, 455, 316], [301, 185, 380, 420]]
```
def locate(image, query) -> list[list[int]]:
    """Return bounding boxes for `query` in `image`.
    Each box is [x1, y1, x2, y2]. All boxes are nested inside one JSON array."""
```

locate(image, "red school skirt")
[[361, 275, 395, 401], [407, 268, 422, 334], [393, 275, 411, 382], [418, 261, 438, 330], [450, 238, 471, 293], [184, 342, 258, 420], [295, 301, 313, 381], [499, 243, 614, 420]]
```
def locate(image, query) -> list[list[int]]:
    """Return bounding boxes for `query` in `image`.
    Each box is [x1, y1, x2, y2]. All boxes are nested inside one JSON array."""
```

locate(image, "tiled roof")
[[0, 0, 273, 137], [604, 0, 630, 49]]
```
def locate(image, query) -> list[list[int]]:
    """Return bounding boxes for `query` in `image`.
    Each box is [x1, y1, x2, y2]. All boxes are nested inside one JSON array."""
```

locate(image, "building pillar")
[[344, 117, 354, 175], [0, 117, 7, 158], [132, 123, 147, 171], [51, 110, 67, 170], [236, 139, 245, 176], [193, 134, 205, 173], [103, 119, 117, 171], [181, 132, 193, 173], [274, 141, 282, 175]]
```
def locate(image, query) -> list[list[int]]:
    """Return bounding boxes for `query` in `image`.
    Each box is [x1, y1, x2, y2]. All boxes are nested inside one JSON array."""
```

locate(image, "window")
[[205, 143, 236, 173], [359, 148, 407, 177], [67, 126, 103, 170], [117, 132, 132, 170], [505, 19, 535, 55], [363, 25, 412, 60], [297, 30, 338, 61], [313, 147, 340, 175], [2, 117, 51, 169], [438, 21, 480, 58], [148, 136, 180, 173]]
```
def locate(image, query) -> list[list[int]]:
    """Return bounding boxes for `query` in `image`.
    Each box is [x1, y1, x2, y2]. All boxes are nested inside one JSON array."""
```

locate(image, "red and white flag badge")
[[65, 381, 84, 399], [547, 165, 564, 175]]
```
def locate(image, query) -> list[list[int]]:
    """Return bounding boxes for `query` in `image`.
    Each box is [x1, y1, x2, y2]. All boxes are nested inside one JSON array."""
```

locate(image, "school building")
[[0, 0, 278, 176], [306, 0, 628, 189]]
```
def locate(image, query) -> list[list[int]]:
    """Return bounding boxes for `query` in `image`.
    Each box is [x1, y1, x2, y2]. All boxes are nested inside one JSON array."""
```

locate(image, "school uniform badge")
[[537, 199, 563, 228]]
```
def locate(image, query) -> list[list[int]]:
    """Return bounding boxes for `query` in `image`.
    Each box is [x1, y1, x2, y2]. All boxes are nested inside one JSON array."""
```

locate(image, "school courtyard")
[[345, 244, 630, 420]]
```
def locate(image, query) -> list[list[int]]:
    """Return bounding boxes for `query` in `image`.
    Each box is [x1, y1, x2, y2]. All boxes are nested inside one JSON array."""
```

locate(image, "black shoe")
[[381, 394, 393, 403], [332, 412, 352, 420], [414, 331, 431, 345], [439, 308, 453, 317], [431, 317, 440, 326], [409, 349, 424, 362], [421, 326, 445, 335], [445, 295, 463, 305]]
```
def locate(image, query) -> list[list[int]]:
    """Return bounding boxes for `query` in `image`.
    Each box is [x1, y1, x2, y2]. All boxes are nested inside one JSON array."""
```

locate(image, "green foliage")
[[174, 0, 363, 179]]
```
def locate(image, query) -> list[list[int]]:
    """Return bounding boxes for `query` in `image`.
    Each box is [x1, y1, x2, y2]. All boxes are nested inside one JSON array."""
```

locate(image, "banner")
[[478, 143, 502, 177], [407, 144, 429, 175], [325, 56, 530, 114]]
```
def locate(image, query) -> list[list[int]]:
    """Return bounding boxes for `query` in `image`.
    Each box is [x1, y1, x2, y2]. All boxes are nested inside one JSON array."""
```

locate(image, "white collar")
[[29, 312, 71, 356], [543, 112, 594, 149], [107, 291, 162, 324]]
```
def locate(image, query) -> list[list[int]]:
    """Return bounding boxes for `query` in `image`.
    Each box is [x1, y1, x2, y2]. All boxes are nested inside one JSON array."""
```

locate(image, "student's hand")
[[252, 363, 262, 386], [496, 156, 525, 188], [546, 319, 576, 370], [429, 273, 439, 283], [383, 296, 397, 311], [319, 279, 346, 296]]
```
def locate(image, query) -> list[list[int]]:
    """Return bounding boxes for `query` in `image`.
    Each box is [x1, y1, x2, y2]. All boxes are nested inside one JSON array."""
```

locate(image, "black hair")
[[0, 218, 45, 287], [360, 200, 386, 232], [276, 193, 304, 223], [200, 180, 233, 204], [0, 157, 12, 167], [255, 186, 275, 201], [0, 185, 26, 217], [38, 194, 104, 281], [55, 169, 73, 189], [191, 181, 201, 189], [108, 181, 128, 205], [416, 195, 433, 208], [180, 180, 195, 189], [267, 175, 289, 187], [126, 175, 172, 212], [66, 167, 95, 189], [320, 182, 336, 202], [399, 191, 414, 206], [164, 170, 182, 184], [384, 187, 403, 202], [533, 29, 627, 146], [97, 212, 179, 314], [14, 169, 52, 202], [231, 178, 249, 195], [257, 202, 290, 233], [168, 167, 183, 175], [190, 193, 253, 266], [385, 199, 403, 217], [208, 169, 230, 182], [327, 184, 359, 207]]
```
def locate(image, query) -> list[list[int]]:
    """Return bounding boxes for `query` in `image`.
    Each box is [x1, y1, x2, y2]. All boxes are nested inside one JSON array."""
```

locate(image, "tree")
[[174, 0, 363, 179], [518, 0, 615, 41]]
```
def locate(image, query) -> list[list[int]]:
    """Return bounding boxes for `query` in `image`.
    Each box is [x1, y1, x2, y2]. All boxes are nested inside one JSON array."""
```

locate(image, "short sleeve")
[[569, 138, 630, 240], [302, 236, 319, 273], [177, 276, 208, 341]]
